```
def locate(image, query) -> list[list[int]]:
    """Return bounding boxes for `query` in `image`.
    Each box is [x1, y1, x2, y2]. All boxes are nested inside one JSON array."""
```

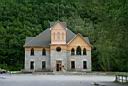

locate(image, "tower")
[[50, 21, 67, 44], [50, 21, 67, 71]]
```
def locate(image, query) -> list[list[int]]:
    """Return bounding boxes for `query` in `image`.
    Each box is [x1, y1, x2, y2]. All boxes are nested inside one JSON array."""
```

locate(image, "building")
[[24, 21, 92, 72]]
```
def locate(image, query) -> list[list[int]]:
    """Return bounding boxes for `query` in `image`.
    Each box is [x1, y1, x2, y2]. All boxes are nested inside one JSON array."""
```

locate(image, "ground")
[[0, 74, 127, 86]]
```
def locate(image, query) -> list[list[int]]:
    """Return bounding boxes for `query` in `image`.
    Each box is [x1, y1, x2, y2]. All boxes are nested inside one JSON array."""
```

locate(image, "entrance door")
[[56, 60, 62, 71]]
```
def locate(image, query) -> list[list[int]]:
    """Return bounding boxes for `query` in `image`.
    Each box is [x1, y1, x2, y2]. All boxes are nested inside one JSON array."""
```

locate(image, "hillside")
[[0, 0, 128, 71]]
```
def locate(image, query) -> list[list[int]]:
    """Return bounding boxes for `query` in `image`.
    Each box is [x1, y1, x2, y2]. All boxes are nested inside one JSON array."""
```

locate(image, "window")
[[57, 32, 60, 40], [42, 61, 46, 69], [42, 48, 46, 56], [30, 61, 34, 70], [83, 48, 87, 55], [83, 61, 87, 69], [62, 32, 64, 40], [71, 48, 75, 55], [56, 47, 61, 52], [71, 61, 75, 69], [76, 46, 81, 55], [31, 48, 34, 56], [53, 32, 55, 40]]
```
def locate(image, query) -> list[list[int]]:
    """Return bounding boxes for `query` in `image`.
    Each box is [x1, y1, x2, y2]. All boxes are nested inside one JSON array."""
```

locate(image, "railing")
[[115, 74, 128, 83]]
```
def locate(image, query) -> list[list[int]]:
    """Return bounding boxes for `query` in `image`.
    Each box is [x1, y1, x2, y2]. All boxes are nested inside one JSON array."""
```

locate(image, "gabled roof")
[[24, 28, 76, 47], [24, 28, 51, 47], [67, 33, 91, 47], [84, 37, 90, 44], [24, 22, 91, 48], [50, 21, 67, 29], [24, 37, 50, 47]]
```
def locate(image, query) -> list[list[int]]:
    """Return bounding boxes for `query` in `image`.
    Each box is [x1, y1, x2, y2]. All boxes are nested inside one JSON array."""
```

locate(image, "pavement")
[[0, 74, 127, 86]]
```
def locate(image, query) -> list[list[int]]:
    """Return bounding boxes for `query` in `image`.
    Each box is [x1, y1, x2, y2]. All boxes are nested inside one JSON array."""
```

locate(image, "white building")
[[24, 21, 92, 72]]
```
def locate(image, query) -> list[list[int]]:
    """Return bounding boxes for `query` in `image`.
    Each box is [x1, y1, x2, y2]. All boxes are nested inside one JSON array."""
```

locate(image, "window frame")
[[76, 46, 81, 55], [71, 61, 75, 69], [83, 61, 87, 69], [30, 48, 34, 56], [56, 47, 61, 52], [83, 48, 87, 55], [62, 32, 64, 40], [42, 61, 46, 69], [42, 48, 46, 56], [71, 48, 75, 55], [53, 32, 55, 40], [30, 61, 34, 70], [57, 32, 60, 40]]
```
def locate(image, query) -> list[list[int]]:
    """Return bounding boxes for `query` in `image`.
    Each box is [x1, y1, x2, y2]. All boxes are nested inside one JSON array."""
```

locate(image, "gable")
[[67, 34, 91, 50], [24, 21, 91, 48], [50, 21, 66, 31]]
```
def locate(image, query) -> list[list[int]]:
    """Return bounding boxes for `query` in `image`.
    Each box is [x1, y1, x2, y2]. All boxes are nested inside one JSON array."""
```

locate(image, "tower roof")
[[50, 21, 67, 29]]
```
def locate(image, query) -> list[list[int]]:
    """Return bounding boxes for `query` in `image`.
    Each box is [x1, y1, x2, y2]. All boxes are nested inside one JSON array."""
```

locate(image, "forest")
[[0, 0, 128, 72]]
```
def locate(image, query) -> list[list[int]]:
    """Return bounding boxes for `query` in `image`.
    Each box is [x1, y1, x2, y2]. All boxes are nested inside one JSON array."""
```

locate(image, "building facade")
[[24, 21, 92, 72]]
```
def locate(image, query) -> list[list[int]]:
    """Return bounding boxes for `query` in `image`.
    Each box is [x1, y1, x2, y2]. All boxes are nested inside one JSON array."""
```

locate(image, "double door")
[[56, 60, 62, 71]]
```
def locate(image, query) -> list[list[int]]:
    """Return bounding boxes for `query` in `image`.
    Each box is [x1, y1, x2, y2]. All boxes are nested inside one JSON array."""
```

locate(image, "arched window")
[[76, 46, 81, 55], [71, 48, 75, 55], [83, 48, 87, 55], [53, 32, 55, 40], [57, 32, 60, 40], [42, 48, 46, 56], [31, 48, 34, 56], [62, 32, 64, 40]]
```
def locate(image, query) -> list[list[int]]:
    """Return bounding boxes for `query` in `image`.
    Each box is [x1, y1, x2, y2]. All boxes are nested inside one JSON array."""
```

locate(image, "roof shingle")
[[24, 22, 90, 47]]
